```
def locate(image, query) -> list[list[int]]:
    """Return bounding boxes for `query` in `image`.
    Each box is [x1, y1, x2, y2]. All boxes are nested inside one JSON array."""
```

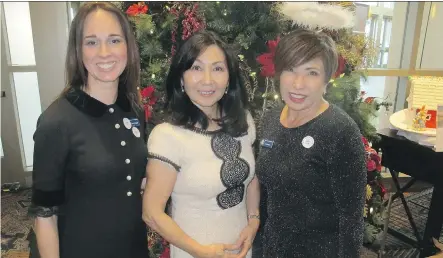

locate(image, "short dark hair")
[[274, 29, 338, 83], [165, 30, 249, 137], [62, 2, 142, 113]]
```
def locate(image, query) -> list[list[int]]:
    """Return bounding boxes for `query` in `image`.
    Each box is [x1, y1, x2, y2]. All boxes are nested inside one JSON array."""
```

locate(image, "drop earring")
[[181, 85, 185, 93], [225, 87, 228, 94]]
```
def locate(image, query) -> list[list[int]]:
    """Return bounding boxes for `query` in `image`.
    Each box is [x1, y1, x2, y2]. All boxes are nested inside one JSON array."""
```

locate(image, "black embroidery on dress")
[[148, 153, 181, 172], [211, 133, 250, 209]]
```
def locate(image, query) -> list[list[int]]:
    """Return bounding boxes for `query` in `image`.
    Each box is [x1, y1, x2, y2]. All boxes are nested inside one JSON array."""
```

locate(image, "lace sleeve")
[[28, 204, 59, 218]]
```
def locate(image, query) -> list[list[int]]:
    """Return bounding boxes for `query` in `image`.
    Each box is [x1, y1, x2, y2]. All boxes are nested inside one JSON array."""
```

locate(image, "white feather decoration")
[[278, 2, 355, 30]]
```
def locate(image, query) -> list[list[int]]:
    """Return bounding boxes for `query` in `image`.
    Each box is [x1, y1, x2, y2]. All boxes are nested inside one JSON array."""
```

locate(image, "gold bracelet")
[[248, 214, 260, 220]]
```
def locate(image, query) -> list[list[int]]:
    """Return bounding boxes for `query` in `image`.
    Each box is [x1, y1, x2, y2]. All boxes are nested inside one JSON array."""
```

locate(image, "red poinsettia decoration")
[[333, 55, 346, 78], [126, 2, 148, 16], [140, 86, 157, 120], [256, 37, 280, 77]]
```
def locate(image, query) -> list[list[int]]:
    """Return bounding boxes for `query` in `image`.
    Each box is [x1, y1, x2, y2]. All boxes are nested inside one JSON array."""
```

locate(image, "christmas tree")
[[114, 1, 390, 255]]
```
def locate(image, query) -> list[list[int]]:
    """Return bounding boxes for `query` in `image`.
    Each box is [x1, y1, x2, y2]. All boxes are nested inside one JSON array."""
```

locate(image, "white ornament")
[[278, 2, 355, 30], [302, 136, 315, 149]]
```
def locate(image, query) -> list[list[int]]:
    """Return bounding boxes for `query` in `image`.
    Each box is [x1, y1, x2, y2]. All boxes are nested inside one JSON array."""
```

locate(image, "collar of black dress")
[[65, 87, 131, 117]]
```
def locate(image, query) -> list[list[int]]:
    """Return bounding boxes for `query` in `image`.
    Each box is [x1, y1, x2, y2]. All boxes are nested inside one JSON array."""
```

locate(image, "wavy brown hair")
[[62, 2, 141, 112]]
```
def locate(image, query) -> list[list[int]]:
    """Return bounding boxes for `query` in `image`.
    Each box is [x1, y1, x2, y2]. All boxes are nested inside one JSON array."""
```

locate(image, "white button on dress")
[[125, 159, 130, 164]]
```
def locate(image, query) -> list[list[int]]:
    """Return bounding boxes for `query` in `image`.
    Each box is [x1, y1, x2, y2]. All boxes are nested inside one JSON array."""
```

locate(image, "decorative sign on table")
[[407, 76, 443, 130]]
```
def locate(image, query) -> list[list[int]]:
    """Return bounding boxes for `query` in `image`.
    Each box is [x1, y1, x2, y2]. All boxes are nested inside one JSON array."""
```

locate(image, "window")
[[356, 2, 395, 68], [3, 2, 36, 66], [12, 72, 42, 167]]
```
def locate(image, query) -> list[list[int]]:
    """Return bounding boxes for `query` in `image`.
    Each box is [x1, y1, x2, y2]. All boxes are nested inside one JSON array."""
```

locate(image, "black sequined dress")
[[256, 104, 366, 258]]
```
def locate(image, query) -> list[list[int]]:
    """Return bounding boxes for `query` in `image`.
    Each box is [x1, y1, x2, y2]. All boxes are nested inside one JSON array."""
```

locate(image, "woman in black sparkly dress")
[[256, 29, 367, 257]]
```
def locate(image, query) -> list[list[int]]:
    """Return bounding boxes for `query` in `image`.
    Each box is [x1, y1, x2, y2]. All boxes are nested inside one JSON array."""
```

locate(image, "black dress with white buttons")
[[29, 88, 149, 258]]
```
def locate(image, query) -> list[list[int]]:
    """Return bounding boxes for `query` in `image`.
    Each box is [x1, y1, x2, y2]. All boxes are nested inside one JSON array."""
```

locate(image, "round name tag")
[[132, 127, 140, 138], [123, 118, 132, 129], [302, 136, 314, 149]]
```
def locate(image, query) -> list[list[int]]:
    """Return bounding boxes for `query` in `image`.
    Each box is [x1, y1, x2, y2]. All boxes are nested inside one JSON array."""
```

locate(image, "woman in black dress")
[[29, 3, 148, 258], [256, 29, 366, 257]]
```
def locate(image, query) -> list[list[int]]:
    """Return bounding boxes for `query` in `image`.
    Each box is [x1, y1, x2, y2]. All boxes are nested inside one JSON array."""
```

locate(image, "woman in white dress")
[[143, 30, 260, 258]]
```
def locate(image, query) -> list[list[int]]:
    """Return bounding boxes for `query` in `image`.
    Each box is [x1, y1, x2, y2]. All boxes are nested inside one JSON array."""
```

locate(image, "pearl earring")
[[181, 85, 185, 93]]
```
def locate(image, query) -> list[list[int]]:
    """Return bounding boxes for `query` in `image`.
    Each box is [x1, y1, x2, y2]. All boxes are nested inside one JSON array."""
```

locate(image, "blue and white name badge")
[[129, 118, 140, 128], [260, 139, 274, 149]]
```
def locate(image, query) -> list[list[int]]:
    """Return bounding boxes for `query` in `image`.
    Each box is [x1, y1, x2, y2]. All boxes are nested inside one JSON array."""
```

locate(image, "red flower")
[[367, 159, 376, 171], [141, 86, 157, 105], [126, 2, 148, 16], [333, 55, 346, 78], [256, 37, 280, 77], [140, 86, 157, 120]]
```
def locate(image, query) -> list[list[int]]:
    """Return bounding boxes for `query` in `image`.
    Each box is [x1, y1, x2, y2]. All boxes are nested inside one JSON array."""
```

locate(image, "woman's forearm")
[[246, 176, 261, 225], [34, 216, 59, 258], [144, 209, 204, 257]]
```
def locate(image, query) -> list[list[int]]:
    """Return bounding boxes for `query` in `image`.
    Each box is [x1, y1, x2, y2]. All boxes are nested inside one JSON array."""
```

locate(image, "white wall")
[[417, 2, 443, 70], [30, 2, 70, 110]]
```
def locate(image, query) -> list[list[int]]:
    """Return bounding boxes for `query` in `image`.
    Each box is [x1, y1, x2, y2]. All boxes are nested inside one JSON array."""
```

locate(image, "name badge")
[[260, 139, 274, 149], [129, 118, 140, 128]]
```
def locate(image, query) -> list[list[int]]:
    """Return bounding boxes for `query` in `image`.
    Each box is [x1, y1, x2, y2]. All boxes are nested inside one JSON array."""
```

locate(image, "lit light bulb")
[[370, 207, 374, 214], [274, 94, 279, 99], [223, 10, 227, 16], [262, 93, 266, 98], [150, 29, 154, 34], [216, 1, 220, 4], [151, 74, 156, 79]]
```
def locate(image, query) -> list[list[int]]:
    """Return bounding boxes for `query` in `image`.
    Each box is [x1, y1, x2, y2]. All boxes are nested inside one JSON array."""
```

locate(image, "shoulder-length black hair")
[[61, 2, 142, 114], [165, 30, 249, 137]]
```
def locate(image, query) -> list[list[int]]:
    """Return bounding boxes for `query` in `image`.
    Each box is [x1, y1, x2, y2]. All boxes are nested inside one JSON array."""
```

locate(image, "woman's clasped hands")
[[195, 221, 259, 258]]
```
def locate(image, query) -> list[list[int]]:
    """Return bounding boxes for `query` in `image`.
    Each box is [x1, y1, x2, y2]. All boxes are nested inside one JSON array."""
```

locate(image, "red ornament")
[[126, 2, 148, 16], [256, 37, 280, 77], [140, 86, 157, 120], [170, 3, 205, 56]]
